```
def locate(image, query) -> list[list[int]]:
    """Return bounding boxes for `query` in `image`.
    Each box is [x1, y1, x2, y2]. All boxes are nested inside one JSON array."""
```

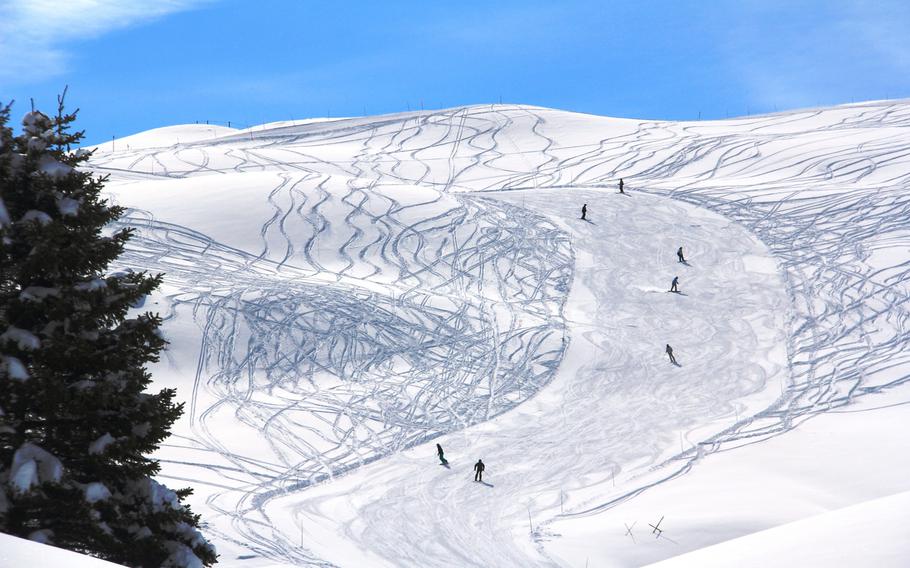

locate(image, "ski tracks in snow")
[[90, 101, 910, 566], [108, 173, 572, 564]]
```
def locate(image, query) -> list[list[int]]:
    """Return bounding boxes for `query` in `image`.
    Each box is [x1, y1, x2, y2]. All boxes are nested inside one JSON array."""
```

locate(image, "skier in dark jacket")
[[666, 344, 678, 365], [474, 459, 485, 482], [581, 204, 587, 220], [677, 246, 686, 263], [437, 443, 447, 465], [619, 178, 624, 194], [670, 276, 679, 293]]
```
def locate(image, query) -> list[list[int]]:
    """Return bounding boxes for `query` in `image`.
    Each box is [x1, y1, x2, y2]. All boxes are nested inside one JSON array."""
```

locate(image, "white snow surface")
[[9, 458, 39, 494], [83, 101, 910, 566], [57, 196, 81, 216], [646, 490, 910, 568], [0, 326, 41, 350], [87, 124, 238, 153], [9, 443, 63, 494], [74, 278, 108, 292], [20, 209, 52, 225], [88, 433, 116, 455], [83, 482, 112, 504], [2, 355, 29, 381], [37, 154, 73, 179], [0, 532, 125, 567], [0, 197, 11, 227]]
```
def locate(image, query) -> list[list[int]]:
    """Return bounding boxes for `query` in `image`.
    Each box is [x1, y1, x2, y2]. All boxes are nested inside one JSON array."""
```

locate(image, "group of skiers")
[[580, 179, 624, 221], [437, 444, 485, 481], [667, 244, 686, 364], [580, 180, 689, 367], [436, 180, 693, 483]]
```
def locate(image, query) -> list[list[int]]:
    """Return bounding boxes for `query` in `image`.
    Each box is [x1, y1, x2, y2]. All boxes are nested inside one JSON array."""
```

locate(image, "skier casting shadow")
[[581, 203, 594, 223], [474, 459, 485, 482], [677, 246, 690, 266], [437, 443, 449, 468], [669, 276, 679, 293], [666, 344, 680, 366], [618, 178, 630, 196]]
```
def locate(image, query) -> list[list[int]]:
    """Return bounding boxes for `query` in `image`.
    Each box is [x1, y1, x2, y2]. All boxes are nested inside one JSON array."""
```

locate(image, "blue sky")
[[2, 0, 909, 145]]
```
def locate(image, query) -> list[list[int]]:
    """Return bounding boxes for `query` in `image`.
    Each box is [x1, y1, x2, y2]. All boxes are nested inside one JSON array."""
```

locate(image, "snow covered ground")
[[646, 489, 910, 568], [85, 101, 910, 566], [547, 380, 910, 567], [0, 531, 125, 567]]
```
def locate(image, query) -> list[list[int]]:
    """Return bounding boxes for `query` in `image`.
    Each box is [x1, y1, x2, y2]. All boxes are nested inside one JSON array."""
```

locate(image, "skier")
[[666, 344, 678, 365], [437, 443, 447, 465], [677, 246, 686, 263], [581, 203, 588, 221], [619, 178, 624, 194], [670, 276, 679, 293], [474, 459, 485, 482]]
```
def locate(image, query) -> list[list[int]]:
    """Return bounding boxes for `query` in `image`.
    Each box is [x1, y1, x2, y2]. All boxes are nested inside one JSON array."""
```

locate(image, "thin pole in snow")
[[112, 135, 115, 152], [527, 507, 533, 533], [611, 467, 615, 487]]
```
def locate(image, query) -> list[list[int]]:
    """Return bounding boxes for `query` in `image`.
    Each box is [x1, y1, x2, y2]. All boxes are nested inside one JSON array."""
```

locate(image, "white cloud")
[[0, 0, 212, 84]]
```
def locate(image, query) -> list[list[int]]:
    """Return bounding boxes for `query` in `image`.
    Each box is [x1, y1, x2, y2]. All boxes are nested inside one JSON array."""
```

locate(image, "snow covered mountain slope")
[[647, 489, 910, 568], [547, 379, 910, 567], [0, 532, 125, 567], [86, 101, 910, 566], [97, 124, 238, 152]]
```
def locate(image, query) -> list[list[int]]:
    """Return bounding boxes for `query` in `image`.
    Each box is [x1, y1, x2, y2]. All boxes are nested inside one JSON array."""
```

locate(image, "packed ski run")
[[86, 101, 910, 566]]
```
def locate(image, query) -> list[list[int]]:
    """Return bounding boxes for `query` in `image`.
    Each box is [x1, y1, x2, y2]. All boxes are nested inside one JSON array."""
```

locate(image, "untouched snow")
[[84, 482, 112, 504], [88, 433, 116, 455], [84, 101, 910, 566], [547, 381, 910, 567], [88, 124, 238, 153], [9, 443, 63, 494], [0, 532, 125, 567], [2, 355, 29, 380], [648, 490, 910, 568]]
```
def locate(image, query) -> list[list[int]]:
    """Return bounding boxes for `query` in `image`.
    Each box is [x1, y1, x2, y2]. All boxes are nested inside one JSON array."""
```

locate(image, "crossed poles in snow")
[[649, 516, 665, 538], [624, 516, 667, 542], [624, 521, 636, 543]]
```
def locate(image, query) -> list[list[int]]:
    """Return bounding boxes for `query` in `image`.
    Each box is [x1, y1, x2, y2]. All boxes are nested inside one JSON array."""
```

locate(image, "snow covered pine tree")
[[0, 95, 217, 567]]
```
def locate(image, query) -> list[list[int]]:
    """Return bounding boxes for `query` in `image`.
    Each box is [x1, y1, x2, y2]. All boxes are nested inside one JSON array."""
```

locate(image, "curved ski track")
[[91, 101, 910, 566]]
